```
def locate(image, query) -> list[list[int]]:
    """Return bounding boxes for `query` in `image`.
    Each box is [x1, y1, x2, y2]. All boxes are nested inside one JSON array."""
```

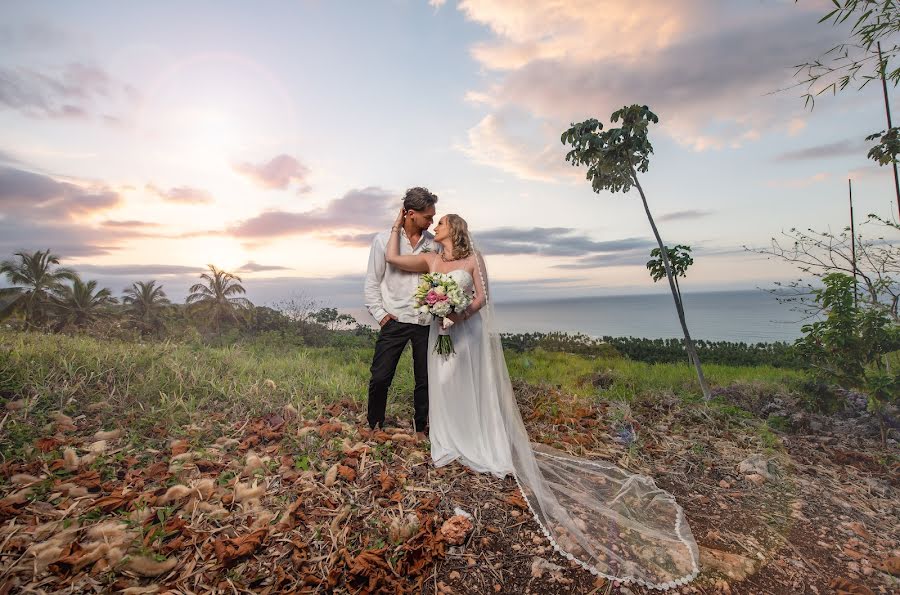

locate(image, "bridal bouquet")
[[413, 273, 471, 356]]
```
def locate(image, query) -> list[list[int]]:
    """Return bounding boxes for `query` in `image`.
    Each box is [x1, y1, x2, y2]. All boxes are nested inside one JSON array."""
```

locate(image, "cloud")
[[233, 154, 311, 192], [553, 251, 655, 269], [0, 219, 139, 258], [0, 149, 22, 165], [228, 186, 396, 240], [0, 166, 122, 219], [475, 227, 656, 257], [332, 232, 378, 247], [657, 209, 714, 222], [100, 219, 163, 228], [454, 1, 841, 180], [0, 62, 138, 121], [236, 261, 291, 273], [457, 113, 581, 182], [73, 263, 206, 277], [775, 139, 869, 161], [552, 240, 736, 270], [146, 183, 214, 204]]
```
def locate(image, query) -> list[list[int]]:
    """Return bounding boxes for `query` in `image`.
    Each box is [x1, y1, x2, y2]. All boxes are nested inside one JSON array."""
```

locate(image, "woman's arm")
[[385, 208, 432, 273]]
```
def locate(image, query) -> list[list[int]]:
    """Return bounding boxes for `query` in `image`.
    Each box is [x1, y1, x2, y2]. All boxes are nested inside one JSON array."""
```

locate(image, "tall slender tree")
[[186, 265, 253, 332], [561, 105, 711, 399], [0, 249, 77, 328], [53, 276, 117, 329], [122, 280, 171, 336]]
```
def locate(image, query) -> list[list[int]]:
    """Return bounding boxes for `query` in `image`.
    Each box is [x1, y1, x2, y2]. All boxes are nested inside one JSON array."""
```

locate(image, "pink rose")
[[425, 290, 439, 305]]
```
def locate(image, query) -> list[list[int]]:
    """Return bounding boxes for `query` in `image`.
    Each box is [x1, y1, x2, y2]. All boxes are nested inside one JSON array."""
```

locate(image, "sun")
[[177, 107, 242, 168], [193, 237, 247, 274]]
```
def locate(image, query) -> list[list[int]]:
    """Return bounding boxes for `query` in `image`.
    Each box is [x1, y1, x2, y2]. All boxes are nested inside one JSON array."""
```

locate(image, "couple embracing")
[[363, 187, 700, 590]]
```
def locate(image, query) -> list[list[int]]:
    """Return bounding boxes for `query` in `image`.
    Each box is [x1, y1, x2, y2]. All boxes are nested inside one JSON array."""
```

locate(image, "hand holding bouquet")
[[413, 272, 471, 356]]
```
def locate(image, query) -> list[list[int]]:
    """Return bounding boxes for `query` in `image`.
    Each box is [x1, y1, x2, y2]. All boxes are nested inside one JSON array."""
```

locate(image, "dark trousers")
[[367, 320, 430, 432]]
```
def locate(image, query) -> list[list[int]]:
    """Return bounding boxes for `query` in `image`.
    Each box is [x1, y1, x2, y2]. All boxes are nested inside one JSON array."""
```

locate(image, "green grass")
[[505, 349, 805, 400], [0, 329, 805, 456]]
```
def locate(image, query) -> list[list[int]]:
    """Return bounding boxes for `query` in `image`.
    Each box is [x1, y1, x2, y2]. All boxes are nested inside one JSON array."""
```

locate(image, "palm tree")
[[53, 275, 118, 329], [122, 280, 171, 336], [186, 265, 253, 332], [0, 250, 77, 328]]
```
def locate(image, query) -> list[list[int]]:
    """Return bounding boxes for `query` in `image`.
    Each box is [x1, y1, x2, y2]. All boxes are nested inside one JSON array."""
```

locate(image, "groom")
[[364, 187, 438, 437]]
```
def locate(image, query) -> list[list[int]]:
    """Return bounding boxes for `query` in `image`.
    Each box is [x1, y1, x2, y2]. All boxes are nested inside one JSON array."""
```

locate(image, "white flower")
[[432, 301, 451, 317], [418, 305, 430, 314], [434, 286, 446, 296]]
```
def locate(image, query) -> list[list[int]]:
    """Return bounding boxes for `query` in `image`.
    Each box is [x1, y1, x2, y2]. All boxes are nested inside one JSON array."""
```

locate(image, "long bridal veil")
[[470, 240, 700, 591]]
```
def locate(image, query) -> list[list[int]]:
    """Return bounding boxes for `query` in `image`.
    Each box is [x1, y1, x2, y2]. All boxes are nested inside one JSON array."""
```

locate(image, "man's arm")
[[364, 234, 392, 325]]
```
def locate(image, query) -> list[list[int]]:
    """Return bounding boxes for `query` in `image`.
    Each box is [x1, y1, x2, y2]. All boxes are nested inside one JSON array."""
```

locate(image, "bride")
[[385, 209, 700, 590]]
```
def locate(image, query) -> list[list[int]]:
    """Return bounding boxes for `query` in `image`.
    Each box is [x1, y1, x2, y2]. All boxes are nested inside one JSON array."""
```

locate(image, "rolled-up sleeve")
[[364, 234, 388, 323]]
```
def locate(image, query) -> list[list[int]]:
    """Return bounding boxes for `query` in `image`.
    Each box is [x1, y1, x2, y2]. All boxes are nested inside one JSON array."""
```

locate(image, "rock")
[[745, 473, 766, 485], [440, 515, 473, 545], [530, 556, 564, 579], [738, 453, 775, 480], [700, 547, 759, 581], [845, 522, 871, 540]]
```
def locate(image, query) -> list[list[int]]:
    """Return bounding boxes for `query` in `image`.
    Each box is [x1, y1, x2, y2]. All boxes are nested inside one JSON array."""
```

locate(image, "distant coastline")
[[348, 289, 810, 344]]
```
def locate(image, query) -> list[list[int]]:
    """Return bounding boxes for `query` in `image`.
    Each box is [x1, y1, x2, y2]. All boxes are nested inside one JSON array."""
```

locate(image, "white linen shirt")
[[364, 229, 438, 326]]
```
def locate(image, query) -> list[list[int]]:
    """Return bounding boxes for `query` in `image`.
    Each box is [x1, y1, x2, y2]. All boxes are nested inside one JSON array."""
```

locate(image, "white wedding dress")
[[428, 268, 514, 477], [425, 256, 700, 591]]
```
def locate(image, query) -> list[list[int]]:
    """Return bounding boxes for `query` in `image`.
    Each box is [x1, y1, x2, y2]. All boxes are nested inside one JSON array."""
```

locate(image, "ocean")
[[350, 290, 811, 343]]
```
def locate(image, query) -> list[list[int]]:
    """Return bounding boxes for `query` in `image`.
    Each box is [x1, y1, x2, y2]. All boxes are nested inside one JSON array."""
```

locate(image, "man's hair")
[[403, 187, 438, 211]]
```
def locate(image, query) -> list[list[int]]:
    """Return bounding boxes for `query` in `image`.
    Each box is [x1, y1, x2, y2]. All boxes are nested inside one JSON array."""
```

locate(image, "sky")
[[1, 0, 898, 313]]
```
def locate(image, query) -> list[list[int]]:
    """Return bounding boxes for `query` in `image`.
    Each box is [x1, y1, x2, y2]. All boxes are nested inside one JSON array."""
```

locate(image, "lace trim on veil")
[[512, 456, 700, 591]]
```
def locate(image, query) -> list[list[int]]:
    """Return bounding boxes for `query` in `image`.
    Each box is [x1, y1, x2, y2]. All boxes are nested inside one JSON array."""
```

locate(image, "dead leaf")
[[829, 577, 875, 595], [93, 489, 137, 513], [324, 464, 338, 487], [170, 439, 189, 456], [35, 437, 60, 452], [377, 469, 396, 492], [125, 556, 178, 577], [876, 556, 900, 576], [213, 528, 268, 567], [504, 492, 529, 510], [337, 465, 356, 482]]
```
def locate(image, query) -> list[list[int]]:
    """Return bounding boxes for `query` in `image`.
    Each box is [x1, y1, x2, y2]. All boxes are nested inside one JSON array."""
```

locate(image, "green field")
[[0, 328, 804, 457]]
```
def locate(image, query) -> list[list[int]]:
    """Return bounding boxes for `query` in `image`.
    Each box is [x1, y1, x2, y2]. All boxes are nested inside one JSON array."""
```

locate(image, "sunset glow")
[[1, 1, 895, 309]]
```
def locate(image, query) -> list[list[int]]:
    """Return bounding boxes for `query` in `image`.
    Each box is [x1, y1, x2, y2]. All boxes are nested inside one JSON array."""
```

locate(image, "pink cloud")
[[0, 165, 121, 219], [0, 62, 138, 122], [453, 1, 842, 180], [146, 183, 214, 204], [227, 186, 395, 240], [233, 154, 311, 192]]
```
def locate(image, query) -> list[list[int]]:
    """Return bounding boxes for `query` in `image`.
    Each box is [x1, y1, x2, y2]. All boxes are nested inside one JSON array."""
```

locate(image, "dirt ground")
[[0, 383, 897, 594]]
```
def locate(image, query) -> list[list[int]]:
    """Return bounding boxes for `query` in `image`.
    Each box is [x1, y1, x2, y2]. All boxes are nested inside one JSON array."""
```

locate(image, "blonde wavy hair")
[[445, 214, 473, 260]]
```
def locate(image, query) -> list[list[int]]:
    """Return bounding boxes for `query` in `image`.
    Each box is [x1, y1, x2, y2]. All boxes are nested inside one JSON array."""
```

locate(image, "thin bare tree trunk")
[[877, 42, 900, 221], [631, 167, 712, 400]]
